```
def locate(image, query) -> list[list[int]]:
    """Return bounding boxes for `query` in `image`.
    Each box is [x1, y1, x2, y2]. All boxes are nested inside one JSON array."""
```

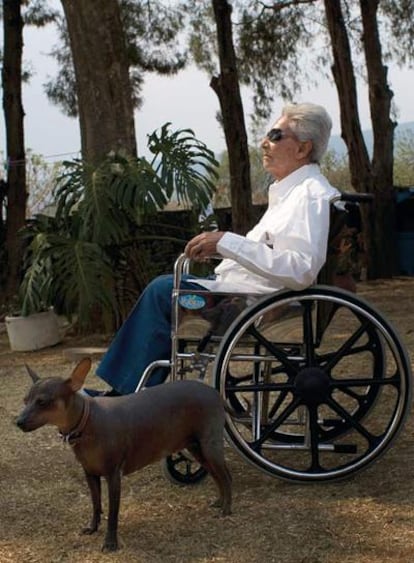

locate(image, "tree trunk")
[[359, 0, 396, 278], [324, 0, 395, 280], [60, 0, 137, 162], [210, 0, 253, 235], [1, 0, 27, 301]]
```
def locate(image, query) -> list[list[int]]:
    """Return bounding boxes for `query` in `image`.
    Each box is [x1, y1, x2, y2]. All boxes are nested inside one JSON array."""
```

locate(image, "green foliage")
[[320, 150, 352, 192], [18, 125, 218, 331], [236, 1, 316, 119], [23, 150, 62, 215], [122, 0, 186, 72], [19, 229, 55, 317], [22, 0, 59, 26], [394, 129, 414, 186], [380, 0, 414, 65], [45, 1, 187, 117], [43, 19, 78, 118], [148, 124, 218, 209], [19, 219, 115, 326], [181, 1, 217, 75]]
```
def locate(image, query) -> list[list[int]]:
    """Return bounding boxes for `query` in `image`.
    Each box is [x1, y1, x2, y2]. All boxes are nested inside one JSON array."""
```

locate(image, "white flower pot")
[[5, 309, 62, 351]]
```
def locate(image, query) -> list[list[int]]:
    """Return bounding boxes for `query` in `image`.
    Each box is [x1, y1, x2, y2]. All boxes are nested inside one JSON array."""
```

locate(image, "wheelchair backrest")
[[317, 203, 349, 286], [316, 195, 370, 341]]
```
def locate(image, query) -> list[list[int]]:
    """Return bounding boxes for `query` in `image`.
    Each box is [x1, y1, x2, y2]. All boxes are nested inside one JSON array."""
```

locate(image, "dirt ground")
[[1, 278, 414, 563]]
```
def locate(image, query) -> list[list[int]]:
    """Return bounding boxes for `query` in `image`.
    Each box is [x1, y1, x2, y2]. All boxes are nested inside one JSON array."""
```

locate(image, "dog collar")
[[59, 398, 91, 446]]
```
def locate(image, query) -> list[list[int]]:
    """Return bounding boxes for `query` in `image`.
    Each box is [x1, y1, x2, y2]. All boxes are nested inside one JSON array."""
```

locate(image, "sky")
[[2, 18, 414, 165]]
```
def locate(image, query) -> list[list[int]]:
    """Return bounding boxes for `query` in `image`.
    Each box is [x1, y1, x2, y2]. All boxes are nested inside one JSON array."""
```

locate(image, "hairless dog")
[[16, 358, 232, 552]]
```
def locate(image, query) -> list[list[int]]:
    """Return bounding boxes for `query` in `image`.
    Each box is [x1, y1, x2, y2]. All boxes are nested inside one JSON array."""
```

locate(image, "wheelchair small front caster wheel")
[[161, 451, 208, 485]]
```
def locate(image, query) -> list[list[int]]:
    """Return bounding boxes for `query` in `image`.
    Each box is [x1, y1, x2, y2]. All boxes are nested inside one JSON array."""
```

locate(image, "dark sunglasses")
[[266, 128, 294, 142]]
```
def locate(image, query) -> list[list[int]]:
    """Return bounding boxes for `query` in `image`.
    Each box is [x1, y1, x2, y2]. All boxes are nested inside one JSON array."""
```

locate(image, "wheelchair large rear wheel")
[[214, 286, 412, 482]]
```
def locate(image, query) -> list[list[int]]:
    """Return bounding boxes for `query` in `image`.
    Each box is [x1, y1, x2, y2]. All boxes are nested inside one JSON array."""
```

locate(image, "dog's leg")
[[207, 460, 232, 516], [81, 472, 102, 535], [102, 469, 121, 552], [187, 441, 232, 516]]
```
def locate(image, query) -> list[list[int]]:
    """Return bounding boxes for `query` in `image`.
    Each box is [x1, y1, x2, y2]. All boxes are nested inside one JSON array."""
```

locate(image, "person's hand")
[[184, 231, 225, 262]]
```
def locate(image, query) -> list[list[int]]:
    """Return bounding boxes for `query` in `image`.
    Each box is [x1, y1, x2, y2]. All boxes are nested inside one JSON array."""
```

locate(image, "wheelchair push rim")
[[214, 286, 412, 483]]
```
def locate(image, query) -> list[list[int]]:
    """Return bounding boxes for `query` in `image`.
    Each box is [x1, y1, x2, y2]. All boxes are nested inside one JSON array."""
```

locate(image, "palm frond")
[[148, 123, 218, 209], [48, 236, 116, 324]]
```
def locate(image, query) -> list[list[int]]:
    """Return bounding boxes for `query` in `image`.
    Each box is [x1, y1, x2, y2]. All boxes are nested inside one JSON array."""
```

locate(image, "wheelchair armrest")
[[173, 253, 223, 288], [173, 253, 190, 282], [331, 192, 374, 204]]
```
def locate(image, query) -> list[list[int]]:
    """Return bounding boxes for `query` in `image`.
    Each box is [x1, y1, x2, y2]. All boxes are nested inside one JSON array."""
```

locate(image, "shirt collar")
[[268, 163, 320, 204]]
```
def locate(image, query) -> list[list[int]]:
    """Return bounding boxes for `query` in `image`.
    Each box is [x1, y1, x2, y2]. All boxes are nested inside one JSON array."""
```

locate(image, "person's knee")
[[145, 274, 174, 297], [142, 275, 174, 313]]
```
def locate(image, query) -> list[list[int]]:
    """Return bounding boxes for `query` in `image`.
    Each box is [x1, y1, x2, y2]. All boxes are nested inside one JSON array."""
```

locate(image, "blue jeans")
[[96, 274, 206, 394]]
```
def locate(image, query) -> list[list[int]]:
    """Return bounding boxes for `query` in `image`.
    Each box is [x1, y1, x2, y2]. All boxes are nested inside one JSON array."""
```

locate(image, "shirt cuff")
[[217, 232, 246, 257]]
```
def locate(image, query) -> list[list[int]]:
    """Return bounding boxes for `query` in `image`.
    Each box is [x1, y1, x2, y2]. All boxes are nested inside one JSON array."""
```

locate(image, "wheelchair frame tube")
[[134, 360, 171, 392], [171, 253, 189, 381]]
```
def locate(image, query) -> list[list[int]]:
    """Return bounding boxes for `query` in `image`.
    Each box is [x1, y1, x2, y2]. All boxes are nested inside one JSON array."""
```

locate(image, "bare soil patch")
[[1, 278, 414, 563]]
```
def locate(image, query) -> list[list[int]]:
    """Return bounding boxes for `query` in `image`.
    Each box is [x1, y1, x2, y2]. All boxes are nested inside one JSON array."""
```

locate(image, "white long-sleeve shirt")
[[195, 164, 340, 294]]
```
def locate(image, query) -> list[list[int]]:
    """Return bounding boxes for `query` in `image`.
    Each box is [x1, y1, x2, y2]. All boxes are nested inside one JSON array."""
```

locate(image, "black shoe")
[[102, 388, 121, 397], [82, 388, 104, 397], [82, 387, 121, 397]]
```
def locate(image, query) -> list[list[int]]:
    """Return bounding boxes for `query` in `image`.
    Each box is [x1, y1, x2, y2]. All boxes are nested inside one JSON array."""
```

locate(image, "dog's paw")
[[210, 498, 232, 516], [81, 526, 98, 536], [102, 540, 118, 552]]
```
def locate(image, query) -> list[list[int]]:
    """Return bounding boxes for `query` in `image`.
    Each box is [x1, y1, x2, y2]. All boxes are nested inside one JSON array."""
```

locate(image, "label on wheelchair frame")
[[178, 294, 207, 310]]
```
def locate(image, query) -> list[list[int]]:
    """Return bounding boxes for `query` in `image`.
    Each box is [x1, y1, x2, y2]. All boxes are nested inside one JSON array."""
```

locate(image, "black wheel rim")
[[163, 451, 208, 485]]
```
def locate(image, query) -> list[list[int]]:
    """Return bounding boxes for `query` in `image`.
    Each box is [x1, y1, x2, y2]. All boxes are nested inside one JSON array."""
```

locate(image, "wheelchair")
[[137, 193, 412, 484]]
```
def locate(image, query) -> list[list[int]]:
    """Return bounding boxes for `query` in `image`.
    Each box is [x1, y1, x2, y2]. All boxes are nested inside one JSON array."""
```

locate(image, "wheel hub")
[[294, 367, 331, 405]]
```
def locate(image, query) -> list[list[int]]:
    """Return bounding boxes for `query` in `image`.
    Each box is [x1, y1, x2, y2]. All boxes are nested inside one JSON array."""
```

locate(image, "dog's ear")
[[25, 364, 40, 384], [67, 357, 92, 391]]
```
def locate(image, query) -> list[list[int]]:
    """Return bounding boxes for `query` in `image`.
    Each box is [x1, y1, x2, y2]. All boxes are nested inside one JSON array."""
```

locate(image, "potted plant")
[[7, 124, 218, 345], [4, 238, 62, 351]]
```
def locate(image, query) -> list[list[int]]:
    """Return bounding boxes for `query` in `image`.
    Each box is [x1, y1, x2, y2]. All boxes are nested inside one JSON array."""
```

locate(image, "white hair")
[[282, 102, 332, 164]]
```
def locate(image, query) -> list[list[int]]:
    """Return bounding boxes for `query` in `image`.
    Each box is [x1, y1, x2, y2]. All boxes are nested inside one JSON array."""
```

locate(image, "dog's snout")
[[15, 409, 36, 432], [16, 415, 28, 430], [16, 421, 25, 432]]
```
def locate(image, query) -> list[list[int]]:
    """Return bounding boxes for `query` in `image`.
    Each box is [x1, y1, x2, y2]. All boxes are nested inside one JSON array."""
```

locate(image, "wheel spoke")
[[318, 341, 379, 365], [247, 325, 298, 375], [253, 396, 302, 448], [326, 396, 378, 444], [303, 301, 316, 365], [324, 319, 373, 372], [308, 406, 323, 472], [268, 388, 291, 419], [333, 377, 396, 389], [334, 383, 372, 403], [225, 381, 293, 394]]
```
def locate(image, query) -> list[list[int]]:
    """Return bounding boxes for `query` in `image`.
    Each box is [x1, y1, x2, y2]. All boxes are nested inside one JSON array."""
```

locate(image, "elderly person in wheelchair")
[[84, 102, 412, 484], [85, 101, 339, 397]]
